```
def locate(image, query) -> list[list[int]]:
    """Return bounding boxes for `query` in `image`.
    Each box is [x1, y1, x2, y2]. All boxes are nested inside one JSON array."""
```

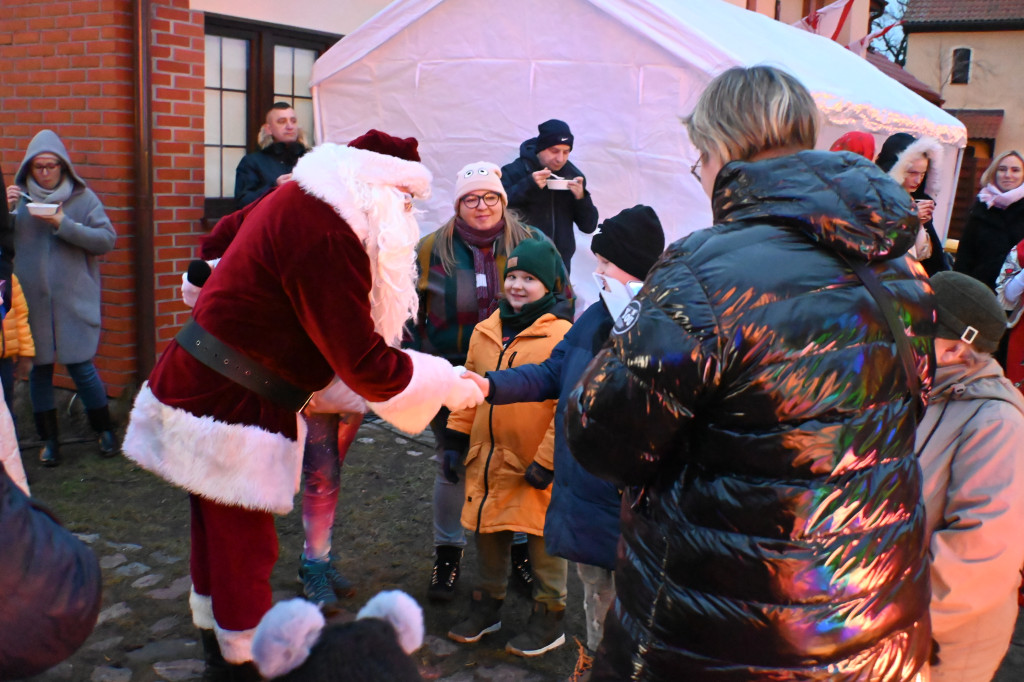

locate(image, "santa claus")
[[123, 130, 483, 680]]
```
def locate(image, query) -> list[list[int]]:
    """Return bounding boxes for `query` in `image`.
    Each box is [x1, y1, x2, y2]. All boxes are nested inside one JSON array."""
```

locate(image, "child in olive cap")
[[443, 237, 573, 658], [462, 205, 665, 678]]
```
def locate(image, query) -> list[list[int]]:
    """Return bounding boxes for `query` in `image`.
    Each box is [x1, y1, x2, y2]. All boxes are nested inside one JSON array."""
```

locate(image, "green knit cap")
[[504, 238, 560, 291]]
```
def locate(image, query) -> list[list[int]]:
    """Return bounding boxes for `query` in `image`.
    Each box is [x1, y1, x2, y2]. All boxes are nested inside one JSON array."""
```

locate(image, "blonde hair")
[[685, 65, 818, 164], [980, 150, 1024, 188], [435, 206, 533, 274]]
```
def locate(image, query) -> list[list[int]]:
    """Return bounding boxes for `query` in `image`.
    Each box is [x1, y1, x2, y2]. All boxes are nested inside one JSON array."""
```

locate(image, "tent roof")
[[312, 0, 967, 146]]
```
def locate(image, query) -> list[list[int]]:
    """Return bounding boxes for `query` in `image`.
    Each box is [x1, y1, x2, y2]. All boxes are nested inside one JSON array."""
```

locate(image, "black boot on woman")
[[86, 405, 118, 457], [33, 409, 60, 467]]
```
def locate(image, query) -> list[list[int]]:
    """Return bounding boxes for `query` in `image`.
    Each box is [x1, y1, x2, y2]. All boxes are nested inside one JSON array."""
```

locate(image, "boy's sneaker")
[[505, 601, 566, 657], [448, 590, 503, 643], [298, 557, 339, 610], [428, 545, 463, 602], [324, 559, 356, 598]]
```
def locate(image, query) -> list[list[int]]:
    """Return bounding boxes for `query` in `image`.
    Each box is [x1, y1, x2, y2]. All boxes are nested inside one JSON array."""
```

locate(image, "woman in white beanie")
[[409, 161, 573, 602]]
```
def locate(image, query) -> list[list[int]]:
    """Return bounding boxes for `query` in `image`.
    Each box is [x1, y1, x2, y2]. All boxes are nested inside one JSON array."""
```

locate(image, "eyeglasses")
[[690, 159, 702, 182], [460, 192, 501, 208], [31, 162, 61, 173]]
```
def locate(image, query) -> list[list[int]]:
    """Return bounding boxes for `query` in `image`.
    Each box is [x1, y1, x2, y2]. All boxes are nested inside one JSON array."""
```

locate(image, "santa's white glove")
[[444, 365, 485, 411], [180, 258, 219, 308], [1005, 269, 1024, 306], [181, 271, 201, 308]]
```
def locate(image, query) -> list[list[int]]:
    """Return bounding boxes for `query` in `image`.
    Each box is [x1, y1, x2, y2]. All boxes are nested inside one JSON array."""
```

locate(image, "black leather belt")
[[176, 319, 313, 412]]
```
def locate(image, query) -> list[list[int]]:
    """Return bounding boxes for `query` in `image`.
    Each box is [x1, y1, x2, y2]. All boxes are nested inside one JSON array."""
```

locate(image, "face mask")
[[593, 273, 642, 320]]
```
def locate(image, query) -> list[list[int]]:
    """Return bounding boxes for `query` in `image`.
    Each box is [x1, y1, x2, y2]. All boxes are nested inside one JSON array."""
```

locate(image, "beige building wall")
[[906, 31, 1024, 155], [190, 0, 391, 34]]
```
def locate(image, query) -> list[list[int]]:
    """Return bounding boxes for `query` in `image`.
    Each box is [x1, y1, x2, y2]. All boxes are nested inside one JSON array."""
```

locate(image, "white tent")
[[311, 0, 966, 305]]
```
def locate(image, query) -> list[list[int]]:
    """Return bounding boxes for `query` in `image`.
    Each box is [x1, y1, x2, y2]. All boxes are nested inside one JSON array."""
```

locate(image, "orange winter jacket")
[[448, 309, 571, 536], [2, 276, 34, 360]]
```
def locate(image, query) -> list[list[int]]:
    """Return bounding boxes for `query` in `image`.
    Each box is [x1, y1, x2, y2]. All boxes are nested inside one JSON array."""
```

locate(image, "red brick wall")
[[0, 0, 206, 398]]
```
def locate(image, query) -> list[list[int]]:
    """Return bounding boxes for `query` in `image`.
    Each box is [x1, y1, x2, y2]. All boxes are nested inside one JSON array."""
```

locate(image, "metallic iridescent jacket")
[[567, 150, 936, 681]]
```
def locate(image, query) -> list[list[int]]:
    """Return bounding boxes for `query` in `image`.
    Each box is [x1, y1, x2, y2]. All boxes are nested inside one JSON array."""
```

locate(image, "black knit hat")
[[505, 238, 560, 292], [930, 271, 1007, 353], [590, 205, 666, 280], [535, 119, 574, 152]]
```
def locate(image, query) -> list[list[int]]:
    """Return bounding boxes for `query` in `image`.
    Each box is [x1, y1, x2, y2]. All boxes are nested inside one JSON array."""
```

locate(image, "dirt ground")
[[12, 384, 1024, 681], [13, 385, 583, 682]]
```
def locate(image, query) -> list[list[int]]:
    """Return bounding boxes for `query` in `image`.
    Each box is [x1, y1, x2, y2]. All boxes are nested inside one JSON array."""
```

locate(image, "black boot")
[[511, 541, 534, 595], [428, 545, 463, 602], [86, 405, 118, 458], [33, 409, 59, 467], [200, 630, 232, 682]]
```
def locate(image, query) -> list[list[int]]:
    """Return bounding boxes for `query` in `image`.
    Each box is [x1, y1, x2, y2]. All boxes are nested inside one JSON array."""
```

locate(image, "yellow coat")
[[2, 276, 34, 360], [448, 309, 571, 536]]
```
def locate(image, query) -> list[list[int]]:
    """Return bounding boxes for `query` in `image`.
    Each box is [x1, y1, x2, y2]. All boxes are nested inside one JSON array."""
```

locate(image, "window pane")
[[205, 147, 222, 198], [951, 48, 970, 84], [222, 37, 248, 91], [222, 147, 246, 197], [222, 92, 248, 147], [274, 45, 294, 96], [294, 99, 314, 144], [293, 48, 316, 97], [204, 90, 221, 145], [205, 35, 221, 88]]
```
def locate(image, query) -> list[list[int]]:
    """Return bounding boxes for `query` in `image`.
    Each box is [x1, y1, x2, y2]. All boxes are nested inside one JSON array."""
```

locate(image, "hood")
[[14, 129, 87, 189], [712, 150, 919, 262], [875, 133, 942, 200], [932, 356, 1024, 415]]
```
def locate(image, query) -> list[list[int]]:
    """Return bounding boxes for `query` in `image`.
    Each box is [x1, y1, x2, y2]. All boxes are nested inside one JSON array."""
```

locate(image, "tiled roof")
[[945, 109, 1005, 139], [864, 50, 943, 105], [904, 0, 1024, 26]]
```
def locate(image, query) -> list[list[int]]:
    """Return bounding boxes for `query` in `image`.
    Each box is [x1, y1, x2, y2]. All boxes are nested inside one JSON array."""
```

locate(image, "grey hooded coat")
[[10, 130, 116, 365]]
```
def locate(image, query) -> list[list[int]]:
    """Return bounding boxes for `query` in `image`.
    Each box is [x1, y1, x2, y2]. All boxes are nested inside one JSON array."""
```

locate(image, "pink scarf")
[[977, 182, 1024, 210]]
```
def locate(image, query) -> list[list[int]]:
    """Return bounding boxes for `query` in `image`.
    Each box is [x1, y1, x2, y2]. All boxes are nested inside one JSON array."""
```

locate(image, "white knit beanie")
[[453, 161, 507, 210]]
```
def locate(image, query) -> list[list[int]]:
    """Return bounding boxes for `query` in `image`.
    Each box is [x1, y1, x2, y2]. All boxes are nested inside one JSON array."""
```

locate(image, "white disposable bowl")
[[27, 203, 60, 217], [546, 178, 570, 190]]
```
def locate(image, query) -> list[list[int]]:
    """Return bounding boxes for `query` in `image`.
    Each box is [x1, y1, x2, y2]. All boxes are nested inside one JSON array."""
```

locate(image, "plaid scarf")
[[454, 218, 505, 321]]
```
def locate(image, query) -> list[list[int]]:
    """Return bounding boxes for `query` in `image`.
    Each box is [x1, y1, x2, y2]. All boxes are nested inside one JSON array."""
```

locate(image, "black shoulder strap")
[[843, 256, 923, 410]]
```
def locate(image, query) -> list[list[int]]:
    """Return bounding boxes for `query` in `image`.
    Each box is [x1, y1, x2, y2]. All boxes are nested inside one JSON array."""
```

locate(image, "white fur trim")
[[191, 588, 214, 630], [357, 590, 424, 655], [0, 399, 28, 496], [305, 376, 368, 414], [123, 383, 305, 514], [252, 598, 325, 678], [369, 350, 463, 434], [887, 136, 943, 198], [216, 623, 258, 664], [292, 143, 430, 346]]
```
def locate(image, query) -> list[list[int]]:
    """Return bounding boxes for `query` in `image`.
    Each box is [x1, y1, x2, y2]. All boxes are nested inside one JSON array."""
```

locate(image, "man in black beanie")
[[501, 119, 598, 274]]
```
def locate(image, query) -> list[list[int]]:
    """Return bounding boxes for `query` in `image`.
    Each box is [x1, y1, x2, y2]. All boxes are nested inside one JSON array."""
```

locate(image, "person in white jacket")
[[917, 271, 1024, 681]]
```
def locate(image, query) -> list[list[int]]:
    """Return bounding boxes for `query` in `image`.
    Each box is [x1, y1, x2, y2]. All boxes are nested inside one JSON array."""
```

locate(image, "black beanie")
[[535, 119, 574, 152], [930, 271, 1007, 353], [590, 205, 666, 280], [504, 238, 560, 292], [875, 132, 915, 173]]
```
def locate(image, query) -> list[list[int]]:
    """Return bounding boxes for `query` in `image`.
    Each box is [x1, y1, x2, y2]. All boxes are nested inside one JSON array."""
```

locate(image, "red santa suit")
[[124, 132, 482, 664]]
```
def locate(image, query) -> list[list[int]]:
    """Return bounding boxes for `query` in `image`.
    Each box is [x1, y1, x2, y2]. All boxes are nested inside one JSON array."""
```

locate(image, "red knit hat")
[[347, 129, 420, 162], [829, 131, 876, 160]]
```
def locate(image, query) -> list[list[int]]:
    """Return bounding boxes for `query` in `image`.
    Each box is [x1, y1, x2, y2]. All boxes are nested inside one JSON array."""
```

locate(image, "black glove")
[[442, 449, 462, 484], [524, 462, 554, 490]]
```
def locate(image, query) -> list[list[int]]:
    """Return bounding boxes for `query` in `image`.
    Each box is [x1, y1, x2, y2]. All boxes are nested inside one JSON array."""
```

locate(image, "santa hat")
[[252, 591, 424, 681], [291, 131, 432, 346], [829, 131, 875, 160]]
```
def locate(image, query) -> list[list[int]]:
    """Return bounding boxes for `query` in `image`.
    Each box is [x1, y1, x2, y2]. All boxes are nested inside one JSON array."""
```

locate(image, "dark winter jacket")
[[954, 198, 1024, 291], [234, 141, 307, 209], [566, 150, 935, 681], [500, 138, 598, 270], [0, 462, 102, 679], [488, 300, 619, 570]]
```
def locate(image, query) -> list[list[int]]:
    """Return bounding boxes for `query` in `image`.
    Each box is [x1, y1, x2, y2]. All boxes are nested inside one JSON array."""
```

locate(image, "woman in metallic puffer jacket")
[[566, 66, 936, 681]]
